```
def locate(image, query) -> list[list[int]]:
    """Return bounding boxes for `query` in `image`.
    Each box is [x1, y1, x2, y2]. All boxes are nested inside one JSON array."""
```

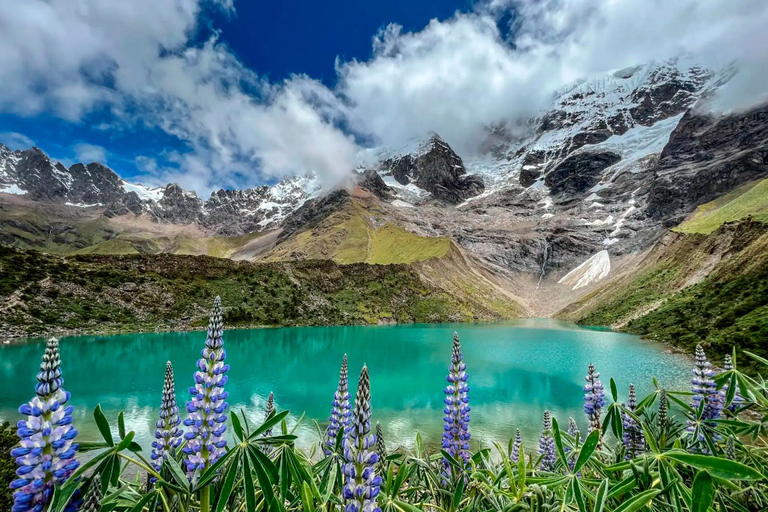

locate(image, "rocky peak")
[[380, 135, 485, 204], [151, 183, 203, 224]]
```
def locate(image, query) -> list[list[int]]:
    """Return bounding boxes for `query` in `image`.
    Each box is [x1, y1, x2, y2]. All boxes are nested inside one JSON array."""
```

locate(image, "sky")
[[0, 0, 767, 195]]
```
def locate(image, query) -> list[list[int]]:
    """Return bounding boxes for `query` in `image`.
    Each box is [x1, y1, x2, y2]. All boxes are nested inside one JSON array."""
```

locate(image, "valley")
[[1, 59, 767, 366]]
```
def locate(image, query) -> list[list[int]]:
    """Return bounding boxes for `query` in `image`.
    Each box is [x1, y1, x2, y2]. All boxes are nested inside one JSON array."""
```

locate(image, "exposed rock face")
[[380, 136, 485, 203], [151, 184, 203, 224], [544, 151, 621, 195], [355, 169, 392, 200], [647, 103, 768, 225], [67, 163, 125, 205], [278, 189, 351, 243]]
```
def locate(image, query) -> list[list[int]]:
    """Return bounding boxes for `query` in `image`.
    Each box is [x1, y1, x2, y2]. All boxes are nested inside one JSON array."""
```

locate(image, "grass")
[[675, 178, 768, 234], [266, 200, 451, 265]]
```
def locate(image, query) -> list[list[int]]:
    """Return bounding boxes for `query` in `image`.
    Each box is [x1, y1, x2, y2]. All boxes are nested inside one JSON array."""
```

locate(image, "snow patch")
[[391, 199, 415, 208], [122, 181, 165, 202], [65, 202, 102, 208], [0, 184, 26, 195], [558, 250, 611, 290]]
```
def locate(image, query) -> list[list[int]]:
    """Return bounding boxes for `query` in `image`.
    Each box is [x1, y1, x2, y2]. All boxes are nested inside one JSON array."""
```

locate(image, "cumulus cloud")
[[0, 0, 766, 193], [0, 132, 35, 150], [74, 143, 107, 164], [335, 0, 768, 153], [0, 0, 357, 194]]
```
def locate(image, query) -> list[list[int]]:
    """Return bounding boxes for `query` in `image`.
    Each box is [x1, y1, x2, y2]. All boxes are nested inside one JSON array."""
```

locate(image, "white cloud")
[[74, 143, 107, 164], [334, 0, 768, 154], [0, 132, 35, 149], [0, 0, 766, 193]]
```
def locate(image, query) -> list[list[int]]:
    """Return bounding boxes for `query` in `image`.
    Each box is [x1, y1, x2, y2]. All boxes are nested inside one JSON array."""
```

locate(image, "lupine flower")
[[722, 355, 743, 412], [725, 436, 736, 460], [657, 389, 669, 431], [262, 392, 275, 455], [442, 332, 471, 478], [11, 337, 80, 512], [342, 365, 381, 512], [621, 385, 644, 459], [583, 363, 605, 445], [81, 475, 103, 512], [375, 422, 387, 473], [511, 429, 523, 463], [326, 354, 351, 455], [150, 361, 182, 478], [183, 297, 229, 476], [690, 345, 723, 421], [538, 411, 556, 471]]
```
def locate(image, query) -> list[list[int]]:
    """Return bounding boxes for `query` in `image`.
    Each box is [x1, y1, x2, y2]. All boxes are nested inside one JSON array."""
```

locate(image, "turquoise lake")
[[0, 320, 691, 451]]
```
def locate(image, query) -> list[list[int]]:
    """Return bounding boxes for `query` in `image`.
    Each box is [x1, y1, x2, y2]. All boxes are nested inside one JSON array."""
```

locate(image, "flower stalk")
[[11, 338, 80, 512], [183, 297, 229, 477], [150, 361, 182, 478], [326, 354, 351, 455], [442, 332, 471, 478]]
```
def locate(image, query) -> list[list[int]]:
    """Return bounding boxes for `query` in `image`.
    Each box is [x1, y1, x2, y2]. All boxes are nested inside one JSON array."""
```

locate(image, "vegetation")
[[675, 178, 768, 234], [0, 422, 15, 512], [0, 245, 512, 338], [565, 219, 768, 370], [7, 303, 768, 512], [264, 201, 451, 265]]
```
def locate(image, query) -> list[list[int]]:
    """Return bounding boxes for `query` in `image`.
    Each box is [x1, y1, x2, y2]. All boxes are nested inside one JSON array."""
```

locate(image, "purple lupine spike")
[[511, 429, 522, 463], [262, 392, 275, 455], [538, 411, 556, 471], [342, 365, 381, 512], [658, 389, 669, 430], [721, 355, 743, 412], [375, 422, 387, 473], [583, 363, 605, 446], [442, 332, 471, 479], [326, 354, 351, 455], [621, 384, 644, 459], [690, 345, 723, 421], [11, 338, 80, 512], [183, 296, 229, 476], [150, 361, 182, 478]]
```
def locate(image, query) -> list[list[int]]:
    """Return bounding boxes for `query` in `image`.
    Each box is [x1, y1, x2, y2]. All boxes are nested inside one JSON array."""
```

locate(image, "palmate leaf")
[[94, 404, 114, 446], [214, 452, 241, 512], [612, 489, 660, 512]]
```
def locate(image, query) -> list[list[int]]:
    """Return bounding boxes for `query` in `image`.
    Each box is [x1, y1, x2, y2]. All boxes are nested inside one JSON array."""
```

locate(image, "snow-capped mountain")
[[0, 144, 321, 235]]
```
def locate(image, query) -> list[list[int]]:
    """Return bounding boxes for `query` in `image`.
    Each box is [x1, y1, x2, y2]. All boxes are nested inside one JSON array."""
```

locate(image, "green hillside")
[[675, 178, 768, 234]]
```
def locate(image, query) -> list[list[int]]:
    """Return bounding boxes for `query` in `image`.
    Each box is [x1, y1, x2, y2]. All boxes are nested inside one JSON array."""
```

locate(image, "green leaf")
[[573, 430, 600, 473], [195, 447, 239, 490], [551, 418, 568, 471], [127, 491, 157, 512], [214, 453, 241, 512], [613, 489, 660, 512], [664, 452, 765, 481], [117, 412, 126, 440], [94, 404, 114, 446], [242, 450, 257, 512], [248, 446, 278, 510], [691, 471, 714, 512], [248, 410, 291, 440], [610, 378, 618, 402], [571, 478, 587, 512], [593, 479, 609, 512], [116, 430, 135, 451], [231, 410, 245, 442], [301, 481, 314, 512], [163, 454, 190, 492]]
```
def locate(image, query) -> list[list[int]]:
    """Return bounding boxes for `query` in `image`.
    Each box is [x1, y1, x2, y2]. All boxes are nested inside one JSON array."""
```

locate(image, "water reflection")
[[0, 320, 690, 451]]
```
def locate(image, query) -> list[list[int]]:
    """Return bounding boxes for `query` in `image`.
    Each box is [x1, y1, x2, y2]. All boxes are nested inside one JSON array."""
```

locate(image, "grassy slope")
[[561, 219, 768, 370], [675, 178, 768, 234], [0, 245, 512, 338], [263, 199, 451, 265]]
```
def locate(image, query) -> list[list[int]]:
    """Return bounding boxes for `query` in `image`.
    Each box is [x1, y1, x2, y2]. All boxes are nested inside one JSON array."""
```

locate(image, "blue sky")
[[0, 0, 473, 187], [0, 0, 765, 194]]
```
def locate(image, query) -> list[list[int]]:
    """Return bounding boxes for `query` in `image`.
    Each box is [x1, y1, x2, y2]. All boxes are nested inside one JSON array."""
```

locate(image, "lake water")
[[0, 320, 691, 452]]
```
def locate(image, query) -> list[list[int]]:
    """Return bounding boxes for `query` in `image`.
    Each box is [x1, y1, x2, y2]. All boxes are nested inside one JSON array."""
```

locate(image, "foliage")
[[0, 422, 16, 512], [0, 245, 511, 338], [8, 318, 768, 512]]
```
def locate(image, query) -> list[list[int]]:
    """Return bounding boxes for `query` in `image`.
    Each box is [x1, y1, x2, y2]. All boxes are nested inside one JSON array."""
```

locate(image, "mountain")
[[0, 144, 321, 235], [2, 58, 768, 358]]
